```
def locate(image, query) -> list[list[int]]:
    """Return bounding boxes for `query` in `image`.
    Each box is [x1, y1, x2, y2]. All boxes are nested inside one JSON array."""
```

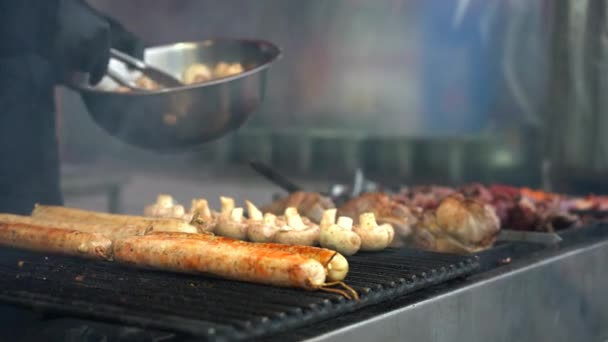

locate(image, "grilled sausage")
[[144, 232, 347, 281], [32, 205, 198, 235], [251, 243, 348, 282], [0, 213, 148, 241], [113, 232, 328, 289], [0, 221, 112, 260]]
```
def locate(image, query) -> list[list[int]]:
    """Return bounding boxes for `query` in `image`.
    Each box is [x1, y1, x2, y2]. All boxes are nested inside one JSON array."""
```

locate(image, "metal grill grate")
[[0, 247, 478, 341]]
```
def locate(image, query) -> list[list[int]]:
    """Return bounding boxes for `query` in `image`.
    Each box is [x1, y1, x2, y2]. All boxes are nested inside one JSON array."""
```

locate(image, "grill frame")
[[0, 247, 478, 341]]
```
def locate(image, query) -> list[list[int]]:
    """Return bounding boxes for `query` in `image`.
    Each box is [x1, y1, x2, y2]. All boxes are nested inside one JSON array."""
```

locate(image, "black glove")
[[103, 15, 145, 61], [49, 0, 144, 85], [47, 0, 110, 85], [0, 0, 143, 85]]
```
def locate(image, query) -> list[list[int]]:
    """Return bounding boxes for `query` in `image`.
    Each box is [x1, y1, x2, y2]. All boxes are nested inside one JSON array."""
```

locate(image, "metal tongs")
[[248, 161, 302, 193], [248, 161, 380, 205], [107, 48, 184, 90]]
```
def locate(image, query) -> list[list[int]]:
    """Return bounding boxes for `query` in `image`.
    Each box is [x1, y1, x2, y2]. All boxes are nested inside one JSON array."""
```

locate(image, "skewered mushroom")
[[353, 213, 394, 251], [188, 198, 218, 233], [338, 192, 414, 247], [215, 196, 248, 240], [246, 200, 282, 242], [319, 209, 361, 256], [144, 194, 186, 219], [274, 207, 320, 246]]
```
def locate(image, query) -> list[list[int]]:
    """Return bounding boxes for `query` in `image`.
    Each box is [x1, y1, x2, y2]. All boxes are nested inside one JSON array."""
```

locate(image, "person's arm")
[[0, 0, 59, 58], [0, 0, 143, 85]]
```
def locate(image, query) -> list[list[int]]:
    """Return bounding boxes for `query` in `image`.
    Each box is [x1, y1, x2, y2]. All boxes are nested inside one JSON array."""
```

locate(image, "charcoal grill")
[[0, 247, 478, 341]]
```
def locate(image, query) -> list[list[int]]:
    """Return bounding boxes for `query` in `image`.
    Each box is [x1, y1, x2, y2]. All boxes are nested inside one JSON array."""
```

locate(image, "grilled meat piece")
[[339, 192, 416, 247], [394, 186, 455, 210], [489, 186, 578, 231], [411, 195, 501, 254], [262, 192, 335, 224], [561, 195, 608, 212], [398, 184, 582, 232], [459, 183, 494, 203], [484, 185, 517, 224]]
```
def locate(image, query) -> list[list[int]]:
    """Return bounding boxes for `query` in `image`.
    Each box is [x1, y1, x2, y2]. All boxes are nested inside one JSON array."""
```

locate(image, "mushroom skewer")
[[246, 200, 281, 243], [274, 207, 320, 246], [353, 213, 395, 251], [319, 209, 362, 256], [215, 196, 249, 240], [144, 194, 186, 219], [189, 198, 218, 233]]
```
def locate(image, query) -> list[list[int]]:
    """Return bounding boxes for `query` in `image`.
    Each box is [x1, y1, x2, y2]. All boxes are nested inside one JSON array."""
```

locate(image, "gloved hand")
[[104, 15, 145, 61], [48, 0, 144, 85]]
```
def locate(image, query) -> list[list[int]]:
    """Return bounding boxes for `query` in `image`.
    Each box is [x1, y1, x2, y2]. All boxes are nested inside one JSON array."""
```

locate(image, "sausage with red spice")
[[113, 232, 329, 289]]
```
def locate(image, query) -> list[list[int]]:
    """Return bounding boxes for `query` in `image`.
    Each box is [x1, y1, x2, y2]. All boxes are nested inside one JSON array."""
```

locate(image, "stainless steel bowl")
[[70, 39, 281, 151]]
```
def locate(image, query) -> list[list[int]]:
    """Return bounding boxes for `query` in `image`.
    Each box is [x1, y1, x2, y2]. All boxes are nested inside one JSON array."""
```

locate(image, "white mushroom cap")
[[231, 207, 244, 222], [156, 194, 175, 208], [320, 209, 337, 228], [247, 212, 280, 243], [336, 216, 353, 230], [144, 194, 185, 219], [190, 198, 212, 218], [320, 212, 360, 256], [220, 196, 235, 216], [171, 205, 185, 218], [275, 207, 320, 246], [285, 207, 308, 230], [246, 200, 263, 221], [354, 212, 394, 251], [215, 206, 248, 240], [263, 213, 277, 225]]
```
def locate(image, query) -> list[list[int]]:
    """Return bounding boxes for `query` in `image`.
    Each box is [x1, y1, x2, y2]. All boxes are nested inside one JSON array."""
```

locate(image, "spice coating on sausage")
[[0, 222, 113, 260], [252, 244, 337, 265], [113, 233, 327, 289], [144, 232, 348, 281]]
